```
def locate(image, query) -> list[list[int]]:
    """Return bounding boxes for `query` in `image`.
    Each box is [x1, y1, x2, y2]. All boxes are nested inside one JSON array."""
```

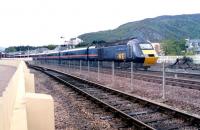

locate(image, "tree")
[[75, 42, 88, 48], [45, 44, 57, 50], [161, 39, 186, 55], [5, 47, 17, 53]]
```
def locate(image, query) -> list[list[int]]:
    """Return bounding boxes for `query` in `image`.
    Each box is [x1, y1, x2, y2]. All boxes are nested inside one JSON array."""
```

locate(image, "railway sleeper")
[[100, 115, 114, 120], [153, 122, 189, 130], [127, 110, 155, 117], [120, 108, 132, 112], [148, 118, 184, 130], [144, 116, 172, 124], [109, 102, 122, 107]]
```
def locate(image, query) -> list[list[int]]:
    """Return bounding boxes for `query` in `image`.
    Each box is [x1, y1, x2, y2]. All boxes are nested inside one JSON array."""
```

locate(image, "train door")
[[127, 41, 133, 59], [86, 47, 89, 60], [98, 48, 103, 60], [58, 52, 61, 64]]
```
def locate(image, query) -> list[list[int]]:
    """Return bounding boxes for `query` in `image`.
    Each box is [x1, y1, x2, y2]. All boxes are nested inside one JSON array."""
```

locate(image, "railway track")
[[29, 64, 200, 130]]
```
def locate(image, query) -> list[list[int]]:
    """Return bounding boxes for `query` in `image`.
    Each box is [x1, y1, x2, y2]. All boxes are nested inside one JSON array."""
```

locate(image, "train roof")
[[95, 37, 145, 47], [60, 46, 96, 53], [29, 46, 96, 55]]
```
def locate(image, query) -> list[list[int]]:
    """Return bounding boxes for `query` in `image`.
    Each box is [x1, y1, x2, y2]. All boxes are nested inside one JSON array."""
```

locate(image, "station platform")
[[0, 65, 16, 96]]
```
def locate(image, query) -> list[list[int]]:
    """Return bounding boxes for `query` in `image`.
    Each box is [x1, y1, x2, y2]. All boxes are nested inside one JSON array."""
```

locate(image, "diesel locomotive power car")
[[34, 38, 158, 69]]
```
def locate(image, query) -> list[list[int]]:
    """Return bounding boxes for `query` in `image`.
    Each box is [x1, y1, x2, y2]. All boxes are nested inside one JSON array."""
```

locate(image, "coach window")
[[139, 43, 153, 50]]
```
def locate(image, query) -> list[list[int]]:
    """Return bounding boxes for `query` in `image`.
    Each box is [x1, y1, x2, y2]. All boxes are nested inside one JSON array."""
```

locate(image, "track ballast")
[[29, 64, 200, 130]]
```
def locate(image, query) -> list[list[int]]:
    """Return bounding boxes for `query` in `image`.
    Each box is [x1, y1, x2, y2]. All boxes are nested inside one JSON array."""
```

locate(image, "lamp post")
[[28, 47, 29, 58], [64, 40, 68, 49], [20, 47, 21, 58], [60, 36, 68, 69], [60, 36, 69, 49]]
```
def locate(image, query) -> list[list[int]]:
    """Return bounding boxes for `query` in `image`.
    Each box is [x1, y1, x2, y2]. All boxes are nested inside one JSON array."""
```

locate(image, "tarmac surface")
[[0, 65, 16, 96]]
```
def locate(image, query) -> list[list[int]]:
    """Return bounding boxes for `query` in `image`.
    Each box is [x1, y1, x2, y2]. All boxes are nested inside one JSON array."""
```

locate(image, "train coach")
[[35, 38, 158, 69]]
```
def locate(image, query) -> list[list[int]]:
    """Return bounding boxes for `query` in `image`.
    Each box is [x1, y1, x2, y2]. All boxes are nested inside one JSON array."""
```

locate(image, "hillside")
[[0, 47, 5, 51], [78, 14, 200, 43]]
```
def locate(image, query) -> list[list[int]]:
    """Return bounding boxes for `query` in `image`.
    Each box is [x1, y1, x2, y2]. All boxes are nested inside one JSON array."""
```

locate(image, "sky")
[[0, 0, 200, 47]]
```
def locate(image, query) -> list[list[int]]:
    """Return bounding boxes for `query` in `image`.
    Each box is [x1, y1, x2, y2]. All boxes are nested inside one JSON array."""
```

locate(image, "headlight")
[[144, 54, 148, 57]]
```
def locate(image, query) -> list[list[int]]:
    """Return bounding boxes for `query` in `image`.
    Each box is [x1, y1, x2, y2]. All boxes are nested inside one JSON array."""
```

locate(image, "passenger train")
[[6, 38, 158, 69], [34, 38, 158, 69]]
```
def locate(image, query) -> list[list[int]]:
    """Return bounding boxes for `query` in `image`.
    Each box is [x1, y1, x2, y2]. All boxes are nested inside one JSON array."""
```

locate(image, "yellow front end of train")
[[142, 49, 158, 66]]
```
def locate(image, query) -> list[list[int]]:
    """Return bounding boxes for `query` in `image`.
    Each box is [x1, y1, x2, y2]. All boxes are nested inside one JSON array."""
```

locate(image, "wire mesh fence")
[[29, 59, 200, 104]]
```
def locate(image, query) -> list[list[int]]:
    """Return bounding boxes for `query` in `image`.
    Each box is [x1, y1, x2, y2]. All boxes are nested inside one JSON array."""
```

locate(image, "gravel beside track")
[[39, 64, 200, 116], [29, 64, 200, 129], [31, 69, 134, 130]]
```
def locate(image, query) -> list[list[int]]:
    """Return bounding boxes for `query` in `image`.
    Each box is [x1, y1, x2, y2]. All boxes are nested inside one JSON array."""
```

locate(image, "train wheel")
[[144, 67, 148, 71]]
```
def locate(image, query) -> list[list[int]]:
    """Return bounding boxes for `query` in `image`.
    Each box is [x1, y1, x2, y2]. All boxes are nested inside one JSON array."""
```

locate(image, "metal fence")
[[158, 55, 200, 64], [29, 59, 199, 104]]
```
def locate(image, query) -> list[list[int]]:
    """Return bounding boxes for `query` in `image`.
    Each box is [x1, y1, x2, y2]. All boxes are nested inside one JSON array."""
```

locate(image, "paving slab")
[[0, 65, 16, 96]]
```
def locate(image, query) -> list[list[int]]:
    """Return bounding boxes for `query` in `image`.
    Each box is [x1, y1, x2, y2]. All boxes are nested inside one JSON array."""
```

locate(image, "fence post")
[[174, 74, 177, 79], [69, 60, 70, 73], [98, 61, 100, 81], [131, 62, 133, 90], [62, 60, 65, 73], [162, 61, 166, 99], [71, 60, 73, 71], [112, 61, 115, 87], [80, 60, 82, 75], [72, 60, 74, 71], [88, 60, 90, 78]]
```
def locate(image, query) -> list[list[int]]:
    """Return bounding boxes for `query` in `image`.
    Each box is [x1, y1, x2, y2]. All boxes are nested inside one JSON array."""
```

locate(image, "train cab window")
[[139, 43, 153, 50], [127, 40, 134, 57]]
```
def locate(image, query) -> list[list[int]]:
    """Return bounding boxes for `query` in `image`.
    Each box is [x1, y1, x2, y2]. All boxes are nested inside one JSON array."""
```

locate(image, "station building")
[[151, 42, 163, 56], [185, 39, 200, 54]]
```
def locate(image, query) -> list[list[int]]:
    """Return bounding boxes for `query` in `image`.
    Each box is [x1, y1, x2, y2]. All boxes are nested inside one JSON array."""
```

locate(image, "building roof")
[[187, 39, 200, 42], [186, 39, 200, 47]]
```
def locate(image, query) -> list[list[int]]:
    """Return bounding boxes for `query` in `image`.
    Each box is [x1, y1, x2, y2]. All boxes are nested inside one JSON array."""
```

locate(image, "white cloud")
[[0, 0, 200, 47]]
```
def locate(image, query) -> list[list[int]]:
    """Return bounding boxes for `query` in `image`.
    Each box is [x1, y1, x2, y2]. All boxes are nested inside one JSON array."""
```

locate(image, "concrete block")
[[25, 93, 55, 130], [0, 98, 3, 130], [0, 60, 54, 130], [25, 73, 35, 93], [11, 104, 28, 130]]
